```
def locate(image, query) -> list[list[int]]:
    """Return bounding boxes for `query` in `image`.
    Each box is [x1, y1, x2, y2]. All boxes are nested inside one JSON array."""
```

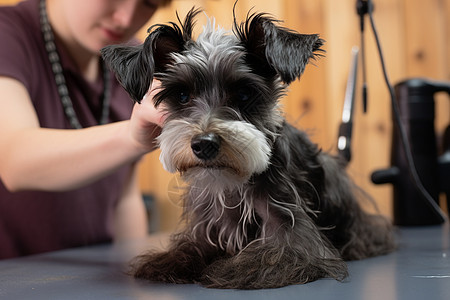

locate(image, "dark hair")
[[159, 0, 172, 7]]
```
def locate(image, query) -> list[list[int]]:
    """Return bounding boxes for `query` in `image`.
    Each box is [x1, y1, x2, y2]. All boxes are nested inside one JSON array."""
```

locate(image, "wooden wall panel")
[[404, 0, 447, 77], [284, 1, 327, 147], [2, 0, 449, 230]]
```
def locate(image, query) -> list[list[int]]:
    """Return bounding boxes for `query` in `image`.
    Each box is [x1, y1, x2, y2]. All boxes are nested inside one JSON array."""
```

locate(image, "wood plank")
[[284, 0, 328, 148]]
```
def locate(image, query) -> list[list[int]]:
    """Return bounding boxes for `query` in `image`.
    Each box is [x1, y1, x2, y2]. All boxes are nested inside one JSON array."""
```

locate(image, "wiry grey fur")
[[101, 7, 396, 289]]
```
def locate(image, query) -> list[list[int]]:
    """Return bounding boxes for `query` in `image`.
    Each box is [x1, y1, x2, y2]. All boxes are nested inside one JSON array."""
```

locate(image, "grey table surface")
[[0, 225, 449, 300]]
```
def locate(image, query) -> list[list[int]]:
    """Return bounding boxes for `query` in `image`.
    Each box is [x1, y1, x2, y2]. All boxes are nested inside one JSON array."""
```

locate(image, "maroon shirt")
[[0, 0, 136, 259]]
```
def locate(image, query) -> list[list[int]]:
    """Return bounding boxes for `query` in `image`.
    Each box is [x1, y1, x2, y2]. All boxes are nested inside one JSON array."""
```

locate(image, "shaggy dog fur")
[[101, 7, 396, 289]]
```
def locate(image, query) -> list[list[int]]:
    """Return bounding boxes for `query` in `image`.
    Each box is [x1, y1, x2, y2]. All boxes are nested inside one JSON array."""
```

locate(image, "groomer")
[[0, 0, 171, 259]]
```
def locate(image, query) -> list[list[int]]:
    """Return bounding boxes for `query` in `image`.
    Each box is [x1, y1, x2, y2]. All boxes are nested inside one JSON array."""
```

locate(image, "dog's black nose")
[[191, 133, 221, 160]]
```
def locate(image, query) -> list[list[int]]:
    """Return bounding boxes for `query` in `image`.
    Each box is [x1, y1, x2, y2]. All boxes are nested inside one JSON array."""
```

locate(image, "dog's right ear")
[[101, 7, 201, 103], [101, 44, 149, 103], [101, 27, 184, 103]]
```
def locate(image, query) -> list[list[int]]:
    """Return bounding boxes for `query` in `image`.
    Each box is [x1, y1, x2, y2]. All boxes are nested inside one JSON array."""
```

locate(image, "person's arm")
[[0, 76, 163, 192], [113, 163, 148, 240]]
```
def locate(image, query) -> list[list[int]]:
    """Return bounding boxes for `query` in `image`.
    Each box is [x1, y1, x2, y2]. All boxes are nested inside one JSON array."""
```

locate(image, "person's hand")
[[128, 80, 167, 152]]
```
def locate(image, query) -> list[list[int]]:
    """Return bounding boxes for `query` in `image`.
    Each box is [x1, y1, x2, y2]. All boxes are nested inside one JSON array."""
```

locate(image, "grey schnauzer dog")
[[101, 8, 395, 289]]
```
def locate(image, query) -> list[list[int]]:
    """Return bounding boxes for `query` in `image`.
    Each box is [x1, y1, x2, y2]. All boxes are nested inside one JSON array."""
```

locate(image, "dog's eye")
[[236, 87, 251, 102], [179, 90, 190, 104]]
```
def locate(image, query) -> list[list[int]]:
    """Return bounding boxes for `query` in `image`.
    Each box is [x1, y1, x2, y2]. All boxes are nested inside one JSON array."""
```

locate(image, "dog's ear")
[[235, 13, 324, 84], [101, 27, 184, 103], [101, 44, 150, 103], [101, 7, 201, 103]]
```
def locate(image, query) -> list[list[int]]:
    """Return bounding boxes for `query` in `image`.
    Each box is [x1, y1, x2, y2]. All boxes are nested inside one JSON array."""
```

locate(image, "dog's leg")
[[340, 211, 396, 260], [200, 211, 348, 289], [131, 233, 219, 284]]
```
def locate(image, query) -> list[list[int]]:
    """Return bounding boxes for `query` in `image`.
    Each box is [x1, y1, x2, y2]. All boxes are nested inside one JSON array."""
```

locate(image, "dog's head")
[[102, 8, 323, 191]]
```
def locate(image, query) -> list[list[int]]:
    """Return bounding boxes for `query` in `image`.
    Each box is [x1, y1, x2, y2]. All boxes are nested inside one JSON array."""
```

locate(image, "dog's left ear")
[[235, 13, 324, 84]]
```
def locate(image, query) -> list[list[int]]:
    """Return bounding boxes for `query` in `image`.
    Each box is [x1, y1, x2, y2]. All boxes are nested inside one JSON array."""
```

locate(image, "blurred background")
[[2, 0, 449, 231]]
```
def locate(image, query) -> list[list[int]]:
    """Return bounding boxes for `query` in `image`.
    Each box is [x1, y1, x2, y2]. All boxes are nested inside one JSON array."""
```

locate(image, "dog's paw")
[[130, 250, 205, 284], [200, 258, 274, 289], [200, 245, 348, 289]]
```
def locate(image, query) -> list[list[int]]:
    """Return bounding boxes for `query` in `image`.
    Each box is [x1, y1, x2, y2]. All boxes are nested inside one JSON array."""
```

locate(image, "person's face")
[[55, 0, 164, 53]]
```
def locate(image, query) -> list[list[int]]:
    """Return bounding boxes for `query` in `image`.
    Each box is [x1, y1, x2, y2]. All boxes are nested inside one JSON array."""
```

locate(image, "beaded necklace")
[[39, 0, 110, 129]]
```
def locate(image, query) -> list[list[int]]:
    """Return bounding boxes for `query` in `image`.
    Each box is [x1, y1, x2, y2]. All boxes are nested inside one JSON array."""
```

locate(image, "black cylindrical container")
[[391, 79, 440, 225]]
